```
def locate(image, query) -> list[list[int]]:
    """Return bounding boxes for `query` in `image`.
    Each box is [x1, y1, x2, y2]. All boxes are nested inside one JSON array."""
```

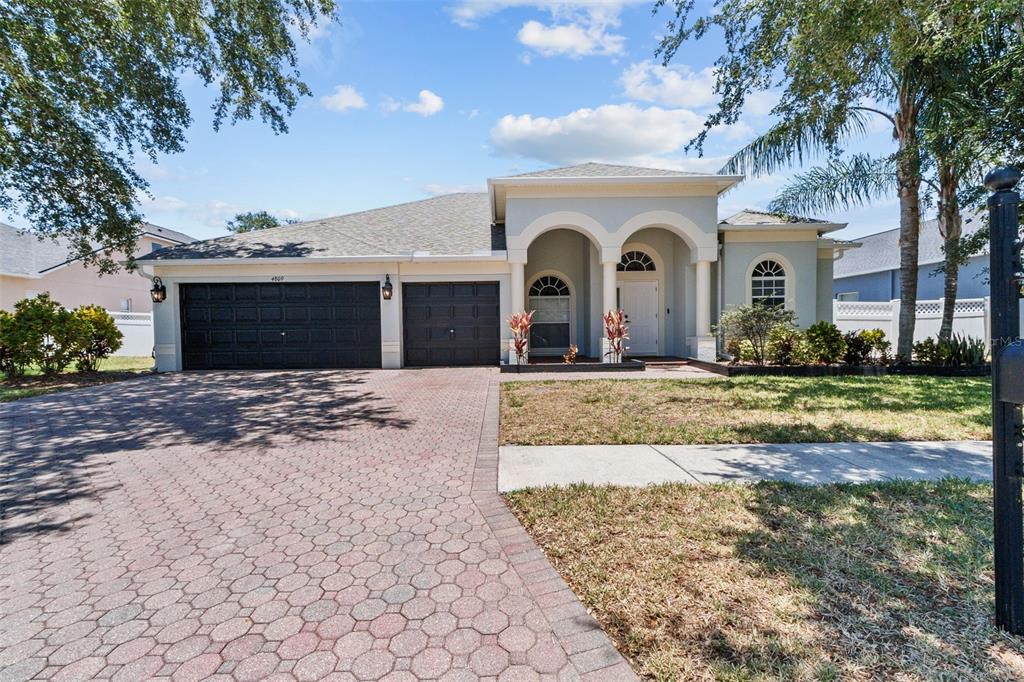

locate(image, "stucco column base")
[[688, 335, 716, 362]]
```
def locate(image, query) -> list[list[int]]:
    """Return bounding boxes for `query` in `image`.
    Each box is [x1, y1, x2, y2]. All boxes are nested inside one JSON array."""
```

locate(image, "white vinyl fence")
[[833, 297, 1024, 349], [107, 311, 153, 357]]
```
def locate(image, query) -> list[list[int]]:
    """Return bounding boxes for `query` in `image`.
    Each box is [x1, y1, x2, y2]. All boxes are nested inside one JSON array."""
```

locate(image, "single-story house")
[[833, 214, 987, 301], [1, 222, 196, 312], [136, 162, 850, 371]]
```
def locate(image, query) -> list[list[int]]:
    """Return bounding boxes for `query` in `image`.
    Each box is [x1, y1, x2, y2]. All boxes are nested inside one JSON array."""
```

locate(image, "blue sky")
[[138, 0, 903, 242]]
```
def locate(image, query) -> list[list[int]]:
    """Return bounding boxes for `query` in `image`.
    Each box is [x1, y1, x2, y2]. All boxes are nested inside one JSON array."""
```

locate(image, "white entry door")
[[618, 281, 658, 356]]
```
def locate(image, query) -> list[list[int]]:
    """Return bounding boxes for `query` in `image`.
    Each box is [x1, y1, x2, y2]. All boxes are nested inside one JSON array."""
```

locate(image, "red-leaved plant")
[[508, 311, 534, 364], [603, 310, 628, 361]]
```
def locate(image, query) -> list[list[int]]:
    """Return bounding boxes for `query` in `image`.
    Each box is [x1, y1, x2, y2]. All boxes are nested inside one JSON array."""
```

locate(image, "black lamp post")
[[382, 274, 394, 300], [987, 166, 1024, 635], [150, 276, 167, 303]]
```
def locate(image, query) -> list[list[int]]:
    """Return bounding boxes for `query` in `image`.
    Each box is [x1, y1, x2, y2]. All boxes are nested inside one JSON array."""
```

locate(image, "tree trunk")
[[937, 160, 962, 342], [894, 76, 923, 362]]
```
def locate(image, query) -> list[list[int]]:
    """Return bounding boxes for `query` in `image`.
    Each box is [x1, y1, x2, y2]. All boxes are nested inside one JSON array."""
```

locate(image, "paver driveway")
[[0, 369, 633, 681]]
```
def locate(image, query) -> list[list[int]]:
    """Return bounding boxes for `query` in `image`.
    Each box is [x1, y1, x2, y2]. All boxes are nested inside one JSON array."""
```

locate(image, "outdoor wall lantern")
[[150, 276, 167, 303], [382, 274, 394, 300]]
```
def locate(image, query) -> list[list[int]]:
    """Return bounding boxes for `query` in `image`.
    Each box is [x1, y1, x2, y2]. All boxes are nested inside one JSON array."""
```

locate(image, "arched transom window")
[[528, 275, 571, 352], [529, 275, 570, 297], [751, 259, 787, 308], [617, 250, 656, 272]]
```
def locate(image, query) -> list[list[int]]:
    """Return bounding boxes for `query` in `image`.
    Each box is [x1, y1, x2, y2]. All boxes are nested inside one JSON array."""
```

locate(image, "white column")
[[601, 260, 617, 362], [696, 259, 711, 336], [510, 261, 525, 313]]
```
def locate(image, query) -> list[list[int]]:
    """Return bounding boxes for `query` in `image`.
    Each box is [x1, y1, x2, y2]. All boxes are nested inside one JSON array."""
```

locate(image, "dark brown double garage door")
[[180, 281, 499, 370]]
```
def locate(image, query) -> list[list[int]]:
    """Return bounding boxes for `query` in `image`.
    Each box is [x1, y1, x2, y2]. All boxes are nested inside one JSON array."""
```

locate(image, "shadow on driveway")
[[0, 370, 413, 545]]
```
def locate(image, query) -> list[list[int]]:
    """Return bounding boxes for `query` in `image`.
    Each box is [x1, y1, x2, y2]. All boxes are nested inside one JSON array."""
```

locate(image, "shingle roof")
[[720, 209, 830, 226], [0, 222, 194, 276], [834, 214, 987, 279], [502, 162, 705, 179], [138, 193, 503, 262]]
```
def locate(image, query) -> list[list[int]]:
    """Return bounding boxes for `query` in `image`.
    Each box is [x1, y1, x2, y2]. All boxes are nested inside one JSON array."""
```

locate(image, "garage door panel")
[[403, 282, 500, 367], [181, 282, 381, 370]]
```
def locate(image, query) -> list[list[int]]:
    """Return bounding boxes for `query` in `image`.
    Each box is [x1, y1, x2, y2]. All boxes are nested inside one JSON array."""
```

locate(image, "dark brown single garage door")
[[180, 282, 381, 370], [403, 282, 500, 366]]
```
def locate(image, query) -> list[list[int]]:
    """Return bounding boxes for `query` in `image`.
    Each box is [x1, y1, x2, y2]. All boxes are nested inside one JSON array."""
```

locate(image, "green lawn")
[[0, 356, 154, 402], [507, 480, 1023, 681], [501, 376, 991, 444]]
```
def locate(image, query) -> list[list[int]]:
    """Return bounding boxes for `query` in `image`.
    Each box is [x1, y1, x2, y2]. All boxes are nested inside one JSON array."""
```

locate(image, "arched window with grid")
[[528, 275, 571, 352], [617, 250, 656, 272], [750, 259, 787, 308]]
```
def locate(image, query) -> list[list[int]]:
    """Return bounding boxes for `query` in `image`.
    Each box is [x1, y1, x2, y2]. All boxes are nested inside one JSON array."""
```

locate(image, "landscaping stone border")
[[472, 378, 639, 681], [499, 360, 645, 374], [684, 357, 991, 377]]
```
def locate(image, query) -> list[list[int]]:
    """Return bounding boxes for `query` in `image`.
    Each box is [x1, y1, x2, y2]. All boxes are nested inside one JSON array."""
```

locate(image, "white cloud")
[[490, 104, 706, 166], [320, 84, 367, 112], [449, 1, 639, 58], [404, 89, 445, 117], [620, 60, 717, 108], [517, 16, 624, 58]]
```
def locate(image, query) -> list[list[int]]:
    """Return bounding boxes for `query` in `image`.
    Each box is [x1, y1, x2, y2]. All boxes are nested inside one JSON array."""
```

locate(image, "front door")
[[618, 281, 658, 356]]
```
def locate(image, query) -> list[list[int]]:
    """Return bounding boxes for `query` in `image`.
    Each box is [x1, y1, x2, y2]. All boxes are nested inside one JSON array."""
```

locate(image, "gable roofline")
[[37, 224, 196, 274], [487, 162, 743, 224], [719, 208, 846, 234]]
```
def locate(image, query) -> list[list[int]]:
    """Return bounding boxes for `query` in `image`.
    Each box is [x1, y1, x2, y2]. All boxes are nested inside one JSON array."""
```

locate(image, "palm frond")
[[720, 111, 871, 177], [767, 154, 898, 215]]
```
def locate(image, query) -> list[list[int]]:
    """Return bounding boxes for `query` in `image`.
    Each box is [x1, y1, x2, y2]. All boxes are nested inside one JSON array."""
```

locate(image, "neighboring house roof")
[[504, 162, 705, 179], [833, 214, 987, 279], [139, 193, 504, 263], [0, 222, 195, 278]]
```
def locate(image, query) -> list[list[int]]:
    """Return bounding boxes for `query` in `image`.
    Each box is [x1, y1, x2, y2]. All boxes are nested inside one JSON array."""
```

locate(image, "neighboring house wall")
[[0, 235, 175, 312], [833, 254, 989, 301], [720, 231, 821, 327]]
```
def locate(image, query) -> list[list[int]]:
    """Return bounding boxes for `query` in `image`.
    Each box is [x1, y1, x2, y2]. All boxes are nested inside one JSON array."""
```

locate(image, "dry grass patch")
[[0, 356, 154, 402], [506, 480, 1023, 681], [500, 376, 990, 445]]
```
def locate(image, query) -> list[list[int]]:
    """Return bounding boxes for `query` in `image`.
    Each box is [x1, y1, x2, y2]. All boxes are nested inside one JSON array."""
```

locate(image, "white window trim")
[[744, 253, 796, 311], [526, 269, 575, 356]]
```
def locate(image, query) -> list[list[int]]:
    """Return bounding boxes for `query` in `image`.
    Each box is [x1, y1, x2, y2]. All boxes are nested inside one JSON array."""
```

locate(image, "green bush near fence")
[[0, 295, 123, 377]]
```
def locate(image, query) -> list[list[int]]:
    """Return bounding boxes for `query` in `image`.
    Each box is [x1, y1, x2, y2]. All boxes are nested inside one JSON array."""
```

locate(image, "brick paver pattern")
[[0, 369, 633, 681]]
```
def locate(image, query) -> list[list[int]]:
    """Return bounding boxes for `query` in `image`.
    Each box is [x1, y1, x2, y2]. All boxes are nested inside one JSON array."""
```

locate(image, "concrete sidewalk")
[[498, 440, 992, 491]]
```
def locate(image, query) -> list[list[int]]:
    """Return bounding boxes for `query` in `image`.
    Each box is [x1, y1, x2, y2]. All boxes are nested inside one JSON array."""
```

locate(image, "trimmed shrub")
[[767, 325, 806, 365], [717, 305, 797, 366], [804, 322, 847, 364], [0, 309, 33, 377], [860, 328, 892, 364], [74, 305, 123, 372], [843, 330, 872, 365], [11, 294, 88, 374], [914, 334, 988, 366]]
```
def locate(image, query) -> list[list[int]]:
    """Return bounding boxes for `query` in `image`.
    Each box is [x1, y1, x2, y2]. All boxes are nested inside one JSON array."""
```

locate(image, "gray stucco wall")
[[833, 255, 989, 301], [721, 240, 819, 327], [505, 195, 718, 248], [816, 256, 834, 322]]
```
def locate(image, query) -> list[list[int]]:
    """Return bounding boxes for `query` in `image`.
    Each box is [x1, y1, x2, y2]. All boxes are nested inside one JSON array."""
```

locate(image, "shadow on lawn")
[[0, 370, 412, 545], [729, 480, 1023, 681]]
